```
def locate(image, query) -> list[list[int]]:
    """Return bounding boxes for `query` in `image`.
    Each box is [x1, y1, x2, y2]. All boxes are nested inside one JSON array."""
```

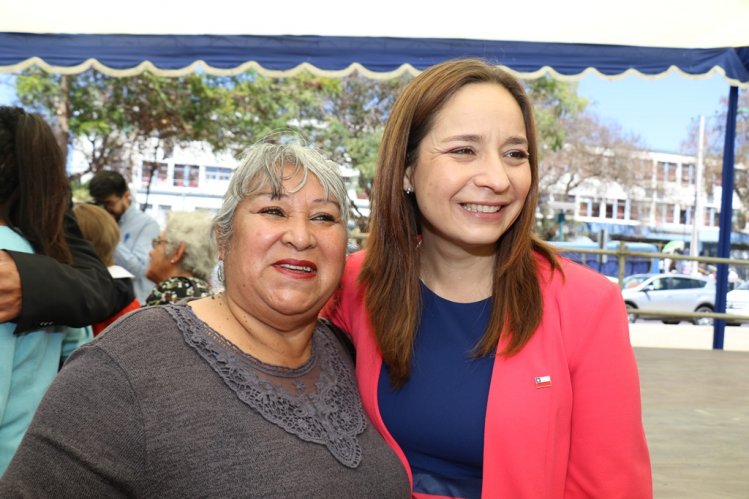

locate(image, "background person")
[[0, 106, 91, 473], [72, 202, 140, 336], [0, 142, 410, 497], [88, 169, 160, 303], [323, 59, 652, 498], [0, 213, 125, 335], [144, 210, 216, 306]]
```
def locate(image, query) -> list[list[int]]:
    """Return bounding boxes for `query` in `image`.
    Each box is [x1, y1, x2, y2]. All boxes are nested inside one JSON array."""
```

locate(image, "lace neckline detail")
[[165, 304, 366, 468]]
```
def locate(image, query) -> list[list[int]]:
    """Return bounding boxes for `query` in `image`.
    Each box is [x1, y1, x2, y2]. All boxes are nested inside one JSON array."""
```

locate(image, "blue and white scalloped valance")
[[2, 33, 748, 86], [1, 0, 749, 85]]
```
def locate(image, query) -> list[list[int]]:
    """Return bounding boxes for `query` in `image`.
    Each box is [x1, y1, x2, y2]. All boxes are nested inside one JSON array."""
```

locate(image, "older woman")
[[145, 210, 216, 306], [0, 142, 410, 497]]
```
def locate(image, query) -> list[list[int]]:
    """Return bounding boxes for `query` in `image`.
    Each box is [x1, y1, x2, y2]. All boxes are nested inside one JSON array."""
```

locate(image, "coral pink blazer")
[[324, 250, 652, 498]]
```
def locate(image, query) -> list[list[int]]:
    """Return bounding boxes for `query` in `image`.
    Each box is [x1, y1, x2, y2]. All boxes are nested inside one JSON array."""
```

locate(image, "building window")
[[141, 161, 168, 187], [605, 201, 614, 219], [656, 202, 676, 224], [205, 166, 233, 182], [578, 199, 591, 217], [630, 202, 640, 222], [617, 202, 626, 220], [656, 161, 666, 182], [174, 164, 199, 187], [679, 207, 690, 225], [603, 201, 625, 220], [656, 161, 679, 183], [682, 163, 694, 184]]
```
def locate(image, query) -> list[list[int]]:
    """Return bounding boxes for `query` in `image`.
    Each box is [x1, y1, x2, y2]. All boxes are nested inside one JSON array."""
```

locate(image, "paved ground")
[[629, 323, 749, 498]]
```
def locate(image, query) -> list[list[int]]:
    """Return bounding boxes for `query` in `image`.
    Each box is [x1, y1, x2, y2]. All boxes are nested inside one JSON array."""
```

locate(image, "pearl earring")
[[216, 260, 225, 284]]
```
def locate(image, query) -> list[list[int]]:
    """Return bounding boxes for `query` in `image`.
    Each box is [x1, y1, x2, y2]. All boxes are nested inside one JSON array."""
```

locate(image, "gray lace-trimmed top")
[[168, 304, 365, 468], [0, 304, 410, 498]]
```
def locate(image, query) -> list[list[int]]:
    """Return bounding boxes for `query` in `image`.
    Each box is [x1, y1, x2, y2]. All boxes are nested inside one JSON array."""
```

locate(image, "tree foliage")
[[526, 77, 587, 155], [15, 68, 642, 236], [16, 70, 228, 178], [526, 77, 644, 236], [14, 69, 409, 194], [539, 112, 644, 196]]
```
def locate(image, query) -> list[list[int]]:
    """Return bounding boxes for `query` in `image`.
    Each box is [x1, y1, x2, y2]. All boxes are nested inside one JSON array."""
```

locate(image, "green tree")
[[311, 73, 411, 190], [16, 70, 229, 179], [526, 76, 587, 156], [15, 67, 643, 237]]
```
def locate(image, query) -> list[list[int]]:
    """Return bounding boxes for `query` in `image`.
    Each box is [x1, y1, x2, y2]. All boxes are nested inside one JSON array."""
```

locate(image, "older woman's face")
[[146, 231, 172, 284], [222, 166, 347, 326]]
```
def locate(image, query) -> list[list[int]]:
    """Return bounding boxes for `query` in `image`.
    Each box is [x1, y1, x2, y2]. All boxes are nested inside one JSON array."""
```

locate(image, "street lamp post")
[[690, 115, 705, 273]]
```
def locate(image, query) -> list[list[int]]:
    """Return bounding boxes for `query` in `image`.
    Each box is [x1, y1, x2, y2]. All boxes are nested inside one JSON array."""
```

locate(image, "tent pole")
[[713, 85, 739, 349]]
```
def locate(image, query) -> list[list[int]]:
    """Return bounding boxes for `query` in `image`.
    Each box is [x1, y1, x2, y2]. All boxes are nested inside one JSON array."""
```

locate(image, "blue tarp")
[[1, 33, 749, 82]]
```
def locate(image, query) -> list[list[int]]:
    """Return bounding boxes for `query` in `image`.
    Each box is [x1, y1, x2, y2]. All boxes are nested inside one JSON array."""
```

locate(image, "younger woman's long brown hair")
[[0, 106, 72, 264], [360, 59, 559, 387]]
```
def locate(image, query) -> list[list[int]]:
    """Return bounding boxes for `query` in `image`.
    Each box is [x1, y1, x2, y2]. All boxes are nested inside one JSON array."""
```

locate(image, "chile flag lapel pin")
[[535, 375, 552, 388]]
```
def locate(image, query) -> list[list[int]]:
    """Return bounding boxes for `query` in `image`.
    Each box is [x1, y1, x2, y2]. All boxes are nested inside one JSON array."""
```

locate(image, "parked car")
[[621, 273, 715, 325], [727, 280, 749, 325]]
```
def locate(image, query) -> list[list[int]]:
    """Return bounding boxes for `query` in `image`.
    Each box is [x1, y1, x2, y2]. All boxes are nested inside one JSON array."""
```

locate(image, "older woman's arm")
[[0, 345, 145, 496]]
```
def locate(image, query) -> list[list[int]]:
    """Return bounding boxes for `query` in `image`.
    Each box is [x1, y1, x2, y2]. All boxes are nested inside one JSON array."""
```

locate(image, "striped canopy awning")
[[1, 0, 748, 84]]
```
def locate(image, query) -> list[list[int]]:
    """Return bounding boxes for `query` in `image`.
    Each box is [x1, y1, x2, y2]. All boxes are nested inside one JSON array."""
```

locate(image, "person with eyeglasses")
[[88, 170, 161, 304], [144, 211, 216, 306]]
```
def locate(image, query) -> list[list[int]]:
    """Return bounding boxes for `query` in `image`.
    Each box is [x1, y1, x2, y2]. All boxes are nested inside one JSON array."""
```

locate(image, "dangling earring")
[[404, 187, 413, 194], [216, 260, 225, 284]]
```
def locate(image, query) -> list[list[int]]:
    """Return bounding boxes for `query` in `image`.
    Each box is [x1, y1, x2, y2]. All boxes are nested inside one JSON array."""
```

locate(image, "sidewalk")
[[630, 322, 749, 352], [629, 323, 749, 498]]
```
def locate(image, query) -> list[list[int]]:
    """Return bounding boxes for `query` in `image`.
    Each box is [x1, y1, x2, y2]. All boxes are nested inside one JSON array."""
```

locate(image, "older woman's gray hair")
[[213, 142, 350, 252], [164, 210, 217, 281]]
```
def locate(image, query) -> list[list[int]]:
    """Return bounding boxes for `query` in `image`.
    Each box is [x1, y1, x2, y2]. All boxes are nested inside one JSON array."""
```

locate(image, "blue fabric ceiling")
[[2, 33, 749, 84]]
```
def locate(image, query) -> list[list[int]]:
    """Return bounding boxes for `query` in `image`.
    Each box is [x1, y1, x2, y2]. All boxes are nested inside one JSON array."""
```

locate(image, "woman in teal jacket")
[[0, 107, 87, 473]]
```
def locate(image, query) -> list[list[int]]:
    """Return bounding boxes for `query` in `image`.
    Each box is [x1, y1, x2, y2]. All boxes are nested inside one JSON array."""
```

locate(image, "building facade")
[[543, 150, 749, 253]]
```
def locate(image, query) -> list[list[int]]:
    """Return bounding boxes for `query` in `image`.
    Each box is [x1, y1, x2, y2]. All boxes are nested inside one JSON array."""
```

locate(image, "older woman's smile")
[[275, 259, 317, 277]]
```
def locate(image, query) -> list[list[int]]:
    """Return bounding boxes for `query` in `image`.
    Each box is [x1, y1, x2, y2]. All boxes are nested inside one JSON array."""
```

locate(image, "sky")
[[0, 71, 732, 154], [576, 71, 730, 153]]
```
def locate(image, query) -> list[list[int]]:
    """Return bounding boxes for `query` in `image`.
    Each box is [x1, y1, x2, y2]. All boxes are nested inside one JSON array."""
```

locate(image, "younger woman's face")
[[405, 82, 532, 253]]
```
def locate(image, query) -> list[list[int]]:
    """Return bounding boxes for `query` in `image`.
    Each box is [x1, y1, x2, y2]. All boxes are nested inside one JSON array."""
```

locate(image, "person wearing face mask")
[[89, 170, 161, 304], [1, 141, 410, 497], [323, 59, 652, 498]]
